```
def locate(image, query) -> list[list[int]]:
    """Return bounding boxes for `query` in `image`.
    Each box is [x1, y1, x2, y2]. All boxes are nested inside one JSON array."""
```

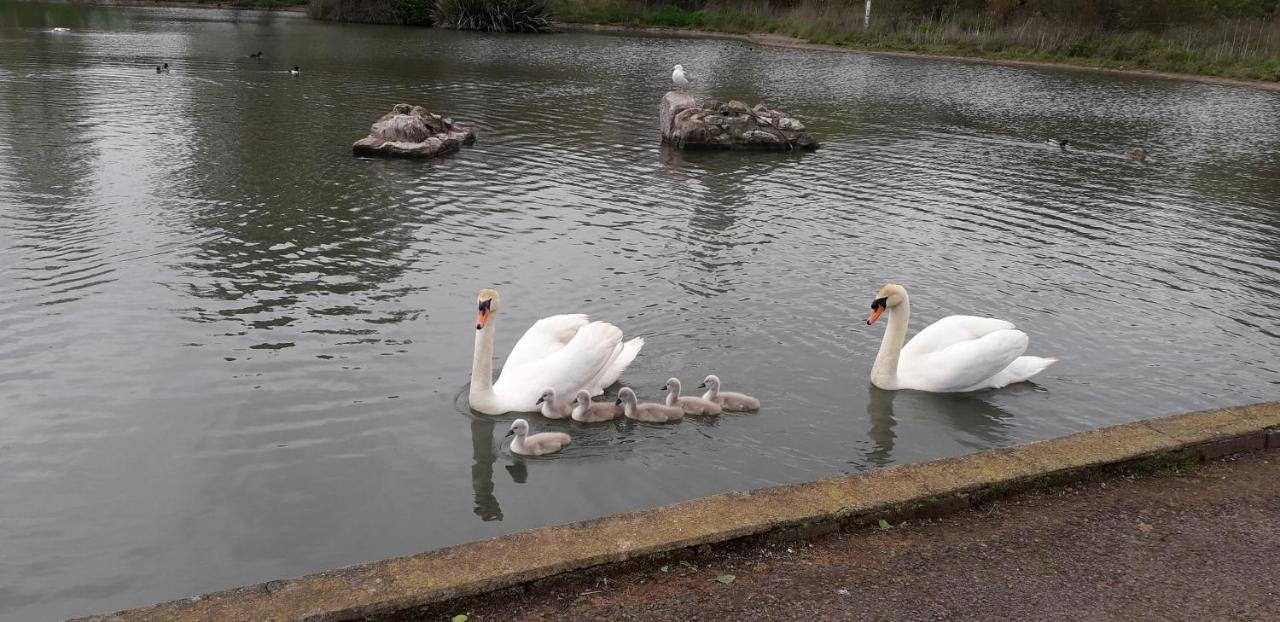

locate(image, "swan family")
[[474, 285, 1055, 456], [469, 289, 644, 415]]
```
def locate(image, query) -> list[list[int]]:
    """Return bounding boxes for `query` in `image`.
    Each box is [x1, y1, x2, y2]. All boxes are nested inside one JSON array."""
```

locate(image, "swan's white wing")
[[906, 329, 1028, 392], [584, 337, 644, 394], [494, 321, 623, 409], [502, 314, 589, 371], [902, 315, 1016, 358], [967, 356, 1058, 391]]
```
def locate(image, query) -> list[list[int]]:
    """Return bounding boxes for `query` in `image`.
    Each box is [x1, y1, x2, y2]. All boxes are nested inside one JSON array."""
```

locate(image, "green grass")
[[548, 0, 1280, 82]]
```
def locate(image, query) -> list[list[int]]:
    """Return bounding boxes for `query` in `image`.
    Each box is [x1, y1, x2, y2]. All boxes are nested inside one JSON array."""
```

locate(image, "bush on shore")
[[307, 0, 549, 29], [307, 0, 433, 25]]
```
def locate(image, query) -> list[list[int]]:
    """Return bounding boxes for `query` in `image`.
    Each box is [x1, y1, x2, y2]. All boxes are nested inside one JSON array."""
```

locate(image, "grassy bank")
[[548, 0, 1280, 82]]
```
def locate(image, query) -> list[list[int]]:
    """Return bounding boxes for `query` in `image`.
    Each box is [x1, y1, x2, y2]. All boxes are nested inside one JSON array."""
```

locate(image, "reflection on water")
[[469, 416, 503, 521], [864, 386, 1015, 467], [504, 458, 529, 485], [1, 3, 1279, 621], [865, 387, 898, 467]]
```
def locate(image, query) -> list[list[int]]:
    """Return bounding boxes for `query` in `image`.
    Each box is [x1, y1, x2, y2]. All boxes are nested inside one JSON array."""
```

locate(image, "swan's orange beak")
[[476, 299, 492, 330], [867, 298, 887, 325]]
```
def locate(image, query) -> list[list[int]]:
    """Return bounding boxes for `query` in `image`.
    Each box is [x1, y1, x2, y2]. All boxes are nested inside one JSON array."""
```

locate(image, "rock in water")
[[658, 92, 817, 152], [352, 104, 476, 159]]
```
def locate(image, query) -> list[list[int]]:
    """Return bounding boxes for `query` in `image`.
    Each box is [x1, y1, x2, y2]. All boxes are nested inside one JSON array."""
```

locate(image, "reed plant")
[[433, 0, 553, 31]]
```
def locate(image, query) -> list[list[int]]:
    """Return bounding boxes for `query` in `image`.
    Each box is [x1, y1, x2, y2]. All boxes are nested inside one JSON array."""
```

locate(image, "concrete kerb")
[[74, 401, 1280, 622]]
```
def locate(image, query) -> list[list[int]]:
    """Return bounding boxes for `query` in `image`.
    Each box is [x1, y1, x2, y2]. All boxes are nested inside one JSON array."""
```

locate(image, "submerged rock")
[[352, 104, 476, 159], [659, 92, 817, 152]]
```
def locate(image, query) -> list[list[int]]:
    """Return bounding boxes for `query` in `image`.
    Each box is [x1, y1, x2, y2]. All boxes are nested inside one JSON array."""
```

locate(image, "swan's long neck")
[[470, 323, 495, 398], [870, 298, 910, 389]]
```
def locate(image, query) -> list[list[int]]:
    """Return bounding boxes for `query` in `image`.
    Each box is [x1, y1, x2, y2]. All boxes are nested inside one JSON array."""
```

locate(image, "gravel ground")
[[414, 449, 1279, 622]]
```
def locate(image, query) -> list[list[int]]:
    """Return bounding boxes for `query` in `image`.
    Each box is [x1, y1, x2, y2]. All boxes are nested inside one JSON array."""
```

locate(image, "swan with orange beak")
[[865, 284, 1057, 392], [469, 289, 645, 415]]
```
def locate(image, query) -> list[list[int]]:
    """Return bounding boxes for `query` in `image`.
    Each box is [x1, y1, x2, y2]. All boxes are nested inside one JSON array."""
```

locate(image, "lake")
[[0, 3, 1277, 620]]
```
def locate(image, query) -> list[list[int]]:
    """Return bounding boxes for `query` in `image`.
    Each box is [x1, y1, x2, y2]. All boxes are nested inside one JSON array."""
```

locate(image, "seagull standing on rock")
[[672, 64, 689, 90]]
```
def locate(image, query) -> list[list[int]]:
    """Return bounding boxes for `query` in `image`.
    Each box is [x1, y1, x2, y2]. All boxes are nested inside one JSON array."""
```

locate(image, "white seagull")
[[672, 64, 689, 90]]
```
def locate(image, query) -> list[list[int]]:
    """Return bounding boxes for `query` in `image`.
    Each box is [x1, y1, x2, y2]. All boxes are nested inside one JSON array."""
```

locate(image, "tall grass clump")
[[433, 0, 552, 31]]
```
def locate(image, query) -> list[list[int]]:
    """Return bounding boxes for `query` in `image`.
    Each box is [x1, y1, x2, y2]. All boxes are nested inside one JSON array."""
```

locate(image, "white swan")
[[672, 64, 689, 90], [506, 419, 570, 456], [699, 374, 761, 411], [469, 289, 644, 415], [866, 284, 1057, 392]]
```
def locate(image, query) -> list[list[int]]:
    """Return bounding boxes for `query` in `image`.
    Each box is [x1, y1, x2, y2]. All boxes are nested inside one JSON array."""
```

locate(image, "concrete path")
[[422, 449, 1279, 621]]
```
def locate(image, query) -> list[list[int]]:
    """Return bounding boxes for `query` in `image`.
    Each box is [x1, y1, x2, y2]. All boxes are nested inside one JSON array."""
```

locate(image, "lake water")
[[1, 3, 1278, 619]]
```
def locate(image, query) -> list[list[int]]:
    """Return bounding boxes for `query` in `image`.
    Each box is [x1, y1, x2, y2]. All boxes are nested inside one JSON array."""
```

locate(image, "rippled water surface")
[[2, 3, 1279, 619]]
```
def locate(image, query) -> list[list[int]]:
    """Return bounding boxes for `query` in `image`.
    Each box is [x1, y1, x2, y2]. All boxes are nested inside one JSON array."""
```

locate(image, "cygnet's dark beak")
[[614, 398, 622, 405], [698, 382, 706, 388], [504, 429, 515, 437], [535, 396, 545, 405], [660, 385, 668, 391]]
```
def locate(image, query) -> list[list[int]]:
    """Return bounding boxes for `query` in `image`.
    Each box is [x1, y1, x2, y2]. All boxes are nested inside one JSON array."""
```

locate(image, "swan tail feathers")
[[594, 337, 643, 392], [985, 355, 1057, 389]]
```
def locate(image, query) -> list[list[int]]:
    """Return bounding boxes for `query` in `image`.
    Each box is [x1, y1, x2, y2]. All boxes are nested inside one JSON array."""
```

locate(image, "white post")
[[864, 0, 872, 29]]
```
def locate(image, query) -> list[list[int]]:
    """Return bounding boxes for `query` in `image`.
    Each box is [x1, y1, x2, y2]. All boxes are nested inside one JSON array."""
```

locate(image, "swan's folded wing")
[[503, 314, 590, 370], [585, 337, 643, 394], [495, 321, 622, 406], [902, 315, 1016, 358], [913, 329, 1028, 392]]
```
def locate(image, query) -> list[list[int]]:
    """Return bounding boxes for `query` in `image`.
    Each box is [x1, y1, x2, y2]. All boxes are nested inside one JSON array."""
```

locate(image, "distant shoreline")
[[558, 22, 1280, 93], [53, 1, 1280, 92], [49, 0, 306, 12]]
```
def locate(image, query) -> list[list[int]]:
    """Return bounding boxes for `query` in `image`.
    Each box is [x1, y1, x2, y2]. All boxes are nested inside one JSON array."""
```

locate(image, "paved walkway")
[[421, 449, 1279, 621]]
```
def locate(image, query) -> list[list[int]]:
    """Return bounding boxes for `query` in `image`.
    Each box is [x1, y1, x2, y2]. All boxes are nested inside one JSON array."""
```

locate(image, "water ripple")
[[1, 5, 1279, 622]]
